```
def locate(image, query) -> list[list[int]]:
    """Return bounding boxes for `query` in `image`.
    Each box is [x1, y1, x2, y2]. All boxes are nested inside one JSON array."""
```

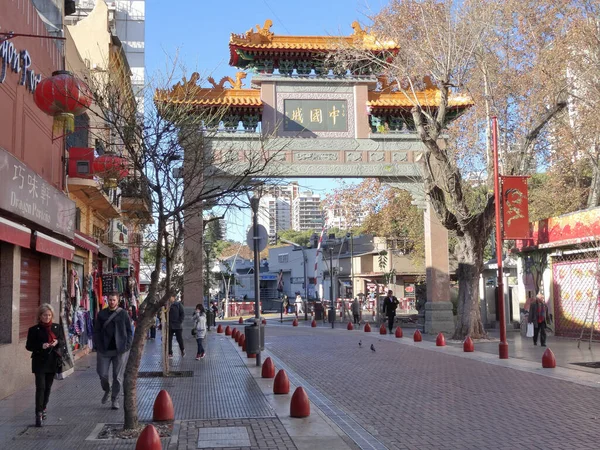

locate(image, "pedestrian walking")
[[211, 301, 219, 327], [351, 297, 361, 324], [528, 293, 550, 346], [168, 294, 185, 357], [26, 304, 66, 427], [192, 304, 207, 359], [295, 293, 304, 315], [94, 292, 132, 410], [382, 290, 399, 334]]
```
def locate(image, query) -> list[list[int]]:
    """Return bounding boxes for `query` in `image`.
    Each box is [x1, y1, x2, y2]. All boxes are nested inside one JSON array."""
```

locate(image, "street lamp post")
[[328, 246, 334, 329], [281, 239, 308, 321], [250, 196, 262, 366]]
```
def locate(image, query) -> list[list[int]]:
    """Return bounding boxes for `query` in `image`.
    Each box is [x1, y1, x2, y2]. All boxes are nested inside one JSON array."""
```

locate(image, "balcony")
[[68, 178, 120, 219], [120, 178, 153, 224]]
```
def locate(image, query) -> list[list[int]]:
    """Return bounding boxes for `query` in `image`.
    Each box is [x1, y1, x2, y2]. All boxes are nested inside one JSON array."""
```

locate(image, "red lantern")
[[34, 70, 92, 136], [92, 153, 129, 188]]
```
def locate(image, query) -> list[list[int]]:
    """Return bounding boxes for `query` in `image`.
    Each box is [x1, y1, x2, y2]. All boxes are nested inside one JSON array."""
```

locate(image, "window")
[[278, 253, 289, 264], [75, 208, 81, 231]]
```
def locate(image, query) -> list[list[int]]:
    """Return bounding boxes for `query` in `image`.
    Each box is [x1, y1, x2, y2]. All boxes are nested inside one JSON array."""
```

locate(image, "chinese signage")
[[502, 176, 529, 240], [0, 147, 75, 238], [0, 39, 42, 93], [284, 99, 347, 132]]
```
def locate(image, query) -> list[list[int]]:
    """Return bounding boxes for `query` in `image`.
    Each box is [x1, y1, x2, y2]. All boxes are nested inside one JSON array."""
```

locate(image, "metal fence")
[[552, 252, 600, 341]]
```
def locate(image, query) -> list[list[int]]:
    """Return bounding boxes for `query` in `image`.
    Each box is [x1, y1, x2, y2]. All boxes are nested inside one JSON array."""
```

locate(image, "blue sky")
[[146, 0, 386, 240]]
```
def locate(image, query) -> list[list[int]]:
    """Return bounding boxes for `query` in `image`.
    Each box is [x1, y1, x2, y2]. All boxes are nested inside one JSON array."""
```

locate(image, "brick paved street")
[[263, 322, 600, 450], [2, 313, 600, 449]]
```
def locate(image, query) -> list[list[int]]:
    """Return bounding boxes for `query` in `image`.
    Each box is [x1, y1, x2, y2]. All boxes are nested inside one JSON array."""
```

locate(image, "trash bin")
[[314, 302, 324, 321], [245, 321, 260, 356], [328, 308, 336, 324], [206, 309, 214, 329]]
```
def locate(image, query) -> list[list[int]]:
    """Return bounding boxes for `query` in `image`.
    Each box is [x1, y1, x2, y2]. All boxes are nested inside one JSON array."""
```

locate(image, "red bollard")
[[395, 327, 403, 338], [153, 389, 174, 421], [413, 330, 422, 342], [463, 336, 474, 352], [239, 317, 244, 324], [379, 324, 387, 335], [542, 348, 556, 368], [273, 369, 290, 394], [217, 324, 223, 333], [292, 319, 298, 327], [311, 319, 317, 327], [262, 357, 275, 378], [225, 325, 231, 336], [364, 323, 371, 332], [136, 424, 162, 450], [347, 322, 354, 331], [238, 334, 245, 348], [242, 336, 247, 352], [262, 318, 267, 325], [290, 387, 310, 418], [232, 328, 238, 340], [436, 332, 446, 347]]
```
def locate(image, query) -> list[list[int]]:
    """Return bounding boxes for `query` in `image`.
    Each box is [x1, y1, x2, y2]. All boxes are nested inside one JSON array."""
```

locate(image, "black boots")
[[35, 412, 43, 427]]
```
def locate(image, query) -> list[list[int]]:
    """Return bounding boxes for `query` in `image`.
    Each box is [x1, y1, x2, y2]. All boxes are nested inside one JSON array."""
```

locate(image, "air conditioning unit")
[[68, 147, 94, 178]]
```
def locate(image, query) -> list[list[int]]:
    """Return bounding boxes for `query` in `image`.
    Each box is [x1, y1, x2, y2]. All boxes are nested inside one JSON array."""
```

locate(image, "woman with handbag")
[[192, 304, 207, 360], [25, 303, 66, 427]]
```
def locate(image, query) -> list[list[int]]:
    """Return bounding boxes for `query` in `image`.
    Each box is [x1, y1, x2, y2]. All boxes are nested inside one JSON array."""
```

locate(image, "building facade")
[[292, 191, 323, 231], [0, 0, 77, 400]]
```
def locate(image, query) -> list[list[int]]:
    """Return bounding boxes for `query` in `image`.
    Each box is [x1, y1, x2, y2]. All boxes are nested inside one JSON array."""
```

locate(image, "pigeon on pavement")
[[370, 344, 376, 352], [358, 340, 362, 348]]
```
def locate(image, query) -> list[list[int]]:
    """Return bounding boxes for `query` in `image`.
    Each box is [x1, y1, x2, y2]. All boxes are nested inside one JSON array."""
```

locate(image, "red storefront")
[[0, 1, 76, 400]]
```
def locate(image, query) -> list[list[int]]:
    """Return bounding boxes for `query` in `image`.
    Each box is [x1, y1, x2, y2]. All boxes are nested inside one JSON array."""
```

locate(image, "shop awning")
[[73, 231, 99, 254], [97, 241, 114, 258], [0, 217, 31, 248], [34, 231, 74, 261]]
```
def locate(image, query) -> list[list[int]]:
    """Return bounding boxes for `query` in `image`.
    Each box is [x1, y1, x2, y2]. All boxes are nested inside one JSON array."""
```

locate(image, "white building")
[[325, 208, 369, 230], [65, 0, 145, 111], [258, 195, 292, 242], [293, 191, 324, 231]]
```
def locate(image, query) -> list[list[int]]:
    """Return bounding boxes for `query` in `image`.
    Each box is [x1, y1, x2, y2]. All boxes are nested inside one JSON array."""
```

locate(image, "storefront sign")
[[0, 147, 75, 238], [291, 277, 304, 284], [502, 176, 529, 240], [0, 39, 42, 93]]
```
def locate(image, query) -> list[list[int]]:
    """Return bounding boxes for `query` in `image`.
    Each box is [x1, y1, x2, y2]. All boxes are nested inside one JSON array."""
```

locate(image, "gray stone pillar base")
[[424, 301, 455, 334]]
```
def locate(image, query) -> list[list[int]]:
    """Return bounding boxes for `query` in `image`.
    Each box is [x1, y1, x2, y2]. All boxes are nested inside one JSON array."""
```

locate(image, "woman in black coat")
[[25, 303, 65, 427]]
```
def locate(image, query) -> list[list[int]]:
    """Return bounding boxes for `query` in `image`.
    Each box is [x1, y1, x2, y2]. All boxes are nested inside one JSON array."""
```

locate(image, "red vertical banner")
[[502, 176, 529, 239]]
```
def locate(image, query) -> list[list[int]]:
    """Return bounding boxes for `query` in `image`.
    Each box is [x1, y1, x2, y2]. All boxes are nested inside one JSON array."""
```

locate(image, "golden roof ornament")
[[236, 19, 274, 45], [207, 72, 247, 90]]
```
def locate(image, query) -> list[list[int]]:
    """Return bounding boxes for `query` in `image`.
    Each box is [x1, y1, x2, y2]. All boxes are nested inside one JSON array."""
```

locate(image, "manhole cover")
[[571, 361, 600, 369], [138, 371, 193, 378], [197, 426, 251, 448], [16, 425, 71, 440]]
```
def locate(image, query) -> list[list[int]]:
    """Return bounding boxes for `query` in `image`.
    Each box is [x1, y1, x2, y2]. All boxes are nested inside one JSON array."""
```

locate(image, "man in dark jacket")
[[168, 295, 185, 357], [382, 290, 399, 334], [94, 292, 132, 410], [528, 293, 550, 346]]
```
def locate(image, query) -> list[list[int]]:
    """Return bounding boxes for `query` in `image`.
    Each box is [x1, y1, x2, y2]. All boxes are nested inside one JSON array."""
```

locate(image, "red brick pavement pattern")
[[170, 418, 297, 450], [264, 326, 600, 450]]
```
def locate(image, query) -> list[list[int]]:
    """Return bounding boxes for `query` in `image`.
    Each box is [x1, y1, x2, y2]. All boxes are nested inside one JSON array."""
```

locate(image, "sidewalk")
[[0, 310, 353, 450], [279, 315, 600, 376]]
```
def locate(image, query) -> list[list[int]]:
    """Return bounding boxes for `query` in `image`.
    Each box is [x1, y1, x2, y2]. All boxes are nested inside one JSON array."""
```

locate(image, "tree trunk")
[[123, 309, 154, 429], [453, 231, 487, 339], [587, 162, 600, 208]]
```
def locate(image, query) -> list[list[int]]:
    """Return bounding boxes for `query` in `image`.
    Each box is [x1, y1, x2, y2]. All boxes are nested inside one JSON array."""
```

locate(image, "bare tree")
[[86, 64, 279, 429], [335, 0, 572, 338]]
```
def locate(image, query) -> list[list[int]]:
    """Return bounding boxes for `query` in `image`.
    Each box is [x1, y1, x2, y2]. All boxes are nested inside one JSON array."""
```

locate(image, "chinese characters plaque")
[[283, 99, 348, 132]]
